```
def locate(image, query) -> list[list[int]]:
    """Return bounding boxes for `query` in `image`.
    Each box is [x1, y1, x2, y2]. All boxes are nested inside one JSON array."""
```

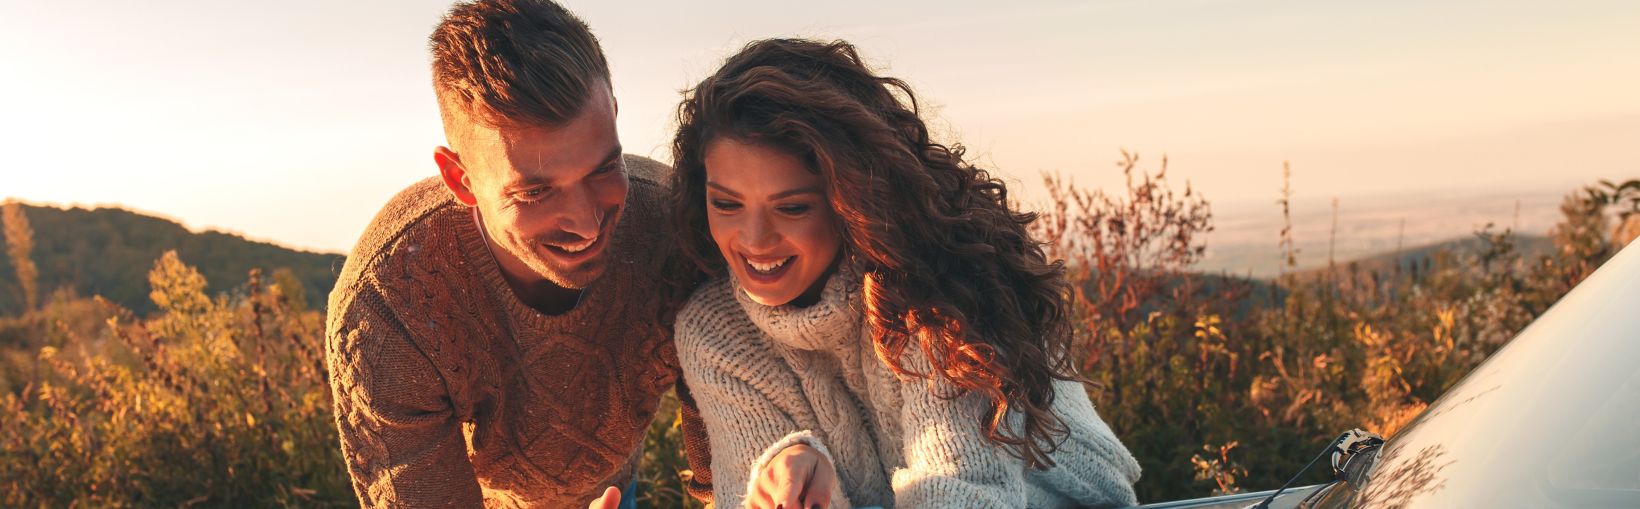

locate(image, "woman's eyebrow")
[[769, 187, 824, 200], [705, 181, 742, 198], [706, 182, 824, 200]]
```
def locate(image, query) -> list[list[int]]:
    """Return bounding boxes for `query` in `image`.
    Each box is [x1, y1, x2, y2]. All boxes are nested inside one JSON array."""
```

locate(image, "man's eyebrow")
[[503, 176, 547, 190], [599, 145, 623, 168], [504, 145, 624, 190]]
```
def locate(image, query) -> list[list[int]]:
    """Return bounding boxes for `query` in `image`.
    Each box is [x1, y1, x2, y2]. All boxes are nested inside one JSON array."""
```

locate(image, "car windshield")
[[1347, 243, 1640, 507]]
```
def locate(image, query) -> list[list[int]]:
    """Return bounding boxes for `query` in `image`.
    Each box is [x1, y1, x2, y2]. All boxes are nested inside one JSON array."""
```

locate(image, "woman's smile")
[[703, 138, 842, 307]]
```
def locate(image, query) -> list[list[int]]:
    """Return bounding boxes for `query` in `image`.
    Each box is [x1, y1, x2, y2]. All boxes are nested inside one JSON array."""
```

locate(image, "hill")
[[0, 203, 344, 315], [0, 200, 1561, 319], [1287, 233, 1553, 280], [1195, 188, 1566, 278], [1086, 233, 1556, 324]]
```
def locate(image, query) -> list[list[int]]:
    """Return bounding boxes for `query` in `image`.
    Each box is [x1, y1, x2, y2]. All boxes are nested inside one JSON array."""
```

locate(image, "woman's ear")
[[434, 146, 478, 207]]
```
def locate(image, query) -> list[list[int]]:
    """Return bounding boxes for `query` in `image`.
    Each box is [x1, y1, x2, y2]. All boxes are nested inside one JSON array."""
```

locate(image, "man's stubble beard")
[[508, 205, 623, 291], [521, 247, 605, 289]]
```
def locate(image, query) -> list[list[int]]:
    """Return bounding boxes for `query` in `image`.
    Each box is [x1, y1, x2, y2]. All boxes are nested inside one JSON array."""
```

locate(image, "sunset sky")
[[4, 0, 1638, 259]]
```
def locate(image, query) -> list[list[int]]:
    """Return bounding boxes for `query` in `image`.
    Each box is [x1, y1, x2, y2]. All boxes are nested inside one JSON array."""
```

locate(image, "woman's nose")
[[739, 213, 779, 251]]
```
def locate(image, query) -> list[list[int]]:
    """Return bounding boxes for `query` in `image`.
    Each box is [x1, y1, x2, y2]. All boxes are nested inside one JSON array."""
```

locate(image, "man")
[[324, 1, 710, 507]]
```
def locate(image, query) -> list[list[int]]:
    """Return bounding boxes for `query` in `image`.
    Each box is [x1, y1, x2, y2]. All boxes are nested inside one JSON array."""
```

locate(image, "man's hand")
[[751, 443, 835, 509], [588, 486, 620, 509]]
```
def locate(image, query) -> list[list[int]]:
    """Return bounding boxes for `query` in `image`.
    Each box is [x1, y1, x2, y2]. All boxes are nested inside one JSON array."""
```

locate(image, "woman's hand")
[[751, 443, 836, 509]]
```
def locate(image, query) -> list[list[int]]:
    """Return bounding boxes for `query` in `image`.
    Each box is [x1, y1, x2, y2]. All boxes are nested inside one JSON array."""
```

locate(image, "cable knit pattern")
[[325, 155, 713, 508], [677, 267, 1143, 508]]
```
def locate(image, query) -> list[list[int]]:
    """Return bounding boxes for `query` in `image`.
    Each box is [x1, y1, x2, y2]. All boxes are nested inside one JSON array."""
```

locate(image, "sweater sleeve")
[[1024, 379, 1142, 508], [891, 354, 1142, 509], [674, 298, 853, 509], [889, 348, 1027, 508], [674, 374, 716, 503], [325, 285, 482, 508]]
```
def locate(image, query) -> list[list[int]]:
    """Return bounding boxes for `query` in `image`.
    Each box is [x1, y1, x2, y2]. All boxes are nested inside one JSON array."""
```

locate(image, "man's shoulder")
[[603, 154, 679, 274], [623, 153, 677, 222], [324, 178, 487, 389], [329, 177, 474, 311], [623, 153, 671, 190]]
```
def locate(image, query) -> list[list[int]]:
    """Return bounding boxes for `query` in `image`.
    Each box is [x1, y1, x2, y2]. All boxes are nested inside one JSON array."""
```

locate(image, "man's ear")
[[434, 146, 478, 207]]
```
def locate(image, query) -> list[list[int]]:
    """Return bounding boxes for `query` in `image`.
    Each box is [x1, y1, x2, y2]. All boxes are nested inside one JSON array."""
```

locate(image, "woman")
[[669, 38, 1142, 509]]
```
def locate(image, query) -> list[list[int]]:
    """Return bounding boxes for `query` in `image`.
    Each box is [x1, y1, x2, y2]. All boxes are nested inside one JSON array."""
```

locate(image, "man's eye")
[[709, 199, 741, 211], [594, 163, 621, 175], [516, 188, 547, 201]]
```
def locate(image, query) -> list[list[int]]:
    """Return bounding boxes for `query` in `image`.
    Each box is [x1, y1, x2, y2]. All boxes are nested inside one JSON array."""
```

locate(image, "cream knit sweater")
[[676, 266, 1142, 509]]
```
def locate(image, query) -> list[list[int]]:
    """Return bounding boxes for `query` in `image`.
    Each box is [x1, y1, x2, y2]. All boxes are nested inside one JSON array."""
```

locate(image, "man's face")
[[444, 83, 627, 290]]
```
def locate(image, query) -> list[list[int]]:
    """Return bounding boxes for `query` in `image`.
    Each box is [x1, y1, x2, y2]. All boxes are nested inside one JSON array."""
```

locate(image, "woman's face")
[[703, 138, 843, 307]]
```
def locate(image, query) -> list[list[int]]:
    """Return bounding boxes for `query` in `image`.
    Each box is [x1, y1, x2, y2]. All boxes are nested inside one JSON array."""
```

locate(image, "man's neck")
[[471, 208, 584, 316], [500, 272, 583, 316]]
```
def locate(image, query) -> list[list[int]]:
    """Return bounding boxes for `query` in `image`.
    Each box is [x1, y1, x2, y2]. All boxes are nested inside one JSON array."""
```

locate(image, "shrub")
[[1030, 156, 1617, 501], [1, 252, 352, 507]]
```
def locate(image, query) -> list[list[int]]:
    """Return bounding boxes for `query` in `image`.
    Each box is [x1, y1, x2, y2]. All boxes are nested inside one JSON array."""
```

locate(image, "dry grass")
[[1, 169, 1629, 506]]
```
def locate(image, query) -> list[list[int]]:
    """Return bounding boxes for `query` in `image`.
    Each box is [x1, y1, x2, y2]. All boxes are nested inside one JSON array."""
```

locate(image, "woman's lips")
[[741, 253, 795, 283]]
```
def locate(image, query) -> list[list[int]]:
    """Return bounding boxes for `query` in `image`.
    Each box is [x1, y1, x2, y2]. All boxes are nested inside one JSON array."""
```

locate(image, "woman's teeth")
[[746, 256, 792, 274]]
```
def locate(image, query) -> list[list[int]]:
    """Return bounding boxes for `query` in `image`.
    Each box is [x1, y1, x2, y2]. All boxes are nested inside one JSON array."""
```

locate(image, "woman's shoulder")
[[678, 277, 743, 331], [675, 277, 766, 359]]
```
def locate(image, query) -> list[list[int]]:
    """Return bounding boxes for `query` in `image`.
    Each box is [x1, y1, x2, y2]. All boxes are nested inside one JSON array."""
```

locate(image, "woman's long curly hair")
[[670, 38, 1077, 469]]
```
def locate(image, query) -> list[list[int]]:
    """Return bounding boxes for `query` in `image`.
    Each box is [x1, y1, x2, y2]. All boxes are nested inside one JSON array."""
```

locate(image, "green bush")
[[1, 253, 352, 508]]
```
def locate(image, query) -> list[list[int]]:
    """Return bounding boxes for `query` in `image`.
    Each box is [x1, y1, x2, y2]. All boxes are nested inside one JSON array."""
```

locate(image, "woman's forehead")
[[703, 138, 825, 197]]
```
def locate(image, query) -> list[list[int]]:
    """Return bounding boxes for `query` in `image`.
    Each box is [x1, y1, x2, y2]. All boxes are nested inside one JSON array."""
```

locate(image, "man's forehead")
[[468, 122, 618, 182], [457, 80, 619, 184]]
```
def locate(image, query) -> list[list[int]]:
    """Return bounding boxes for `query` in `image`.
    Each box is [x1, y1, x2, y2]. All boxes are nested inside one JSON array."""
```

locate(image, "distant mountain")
[[0, 202, 1563, 318], [1069, 233, 1556, 323], [0, 204, 344, 316], [1287, 234, 1554, 281], [1196, 187, 1567, 278]]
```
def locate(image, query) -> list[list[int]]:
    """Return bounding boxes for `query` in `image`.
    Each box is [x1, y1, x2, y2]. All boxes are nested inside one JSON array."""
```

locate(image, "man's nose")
[[555, 183, 602, 239]]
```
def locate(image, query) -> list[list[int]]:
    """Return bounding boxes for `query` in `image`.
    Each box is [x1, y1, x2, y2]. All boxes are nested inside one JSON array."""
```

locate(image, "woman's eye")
[[709, 199, 741, 211], [777, 204, 812, 214]]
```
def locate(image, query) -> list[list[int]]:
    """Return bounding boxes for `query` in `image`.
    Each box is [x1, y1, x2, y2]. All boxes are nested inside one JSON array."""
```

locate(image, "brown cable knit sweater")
[[325, 155, 712, 508]]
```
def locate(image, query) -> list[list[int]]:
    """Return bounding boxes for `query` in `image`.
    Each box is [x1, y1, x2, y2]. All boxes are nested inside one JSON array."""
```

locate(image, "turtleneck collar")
[[731, 260, 864, 351]]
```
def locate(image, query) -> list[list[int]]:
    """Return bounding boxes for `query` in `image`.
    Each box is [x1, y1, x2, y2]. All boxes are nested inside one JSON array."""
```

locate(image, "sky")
[[3, 0, 1638, 261]]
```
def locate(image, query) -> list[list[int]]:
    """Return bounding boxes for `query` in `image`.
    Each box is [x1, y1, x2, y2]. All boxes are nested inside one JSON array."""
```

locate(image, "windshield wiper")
[[1252, 428, 1385, 509]]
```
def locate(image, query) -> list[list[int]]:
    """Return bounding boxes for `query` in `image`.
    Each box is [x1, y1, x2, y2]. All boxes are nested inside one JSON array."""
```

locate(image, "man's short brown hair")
[[430, 0, 610, 132]]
